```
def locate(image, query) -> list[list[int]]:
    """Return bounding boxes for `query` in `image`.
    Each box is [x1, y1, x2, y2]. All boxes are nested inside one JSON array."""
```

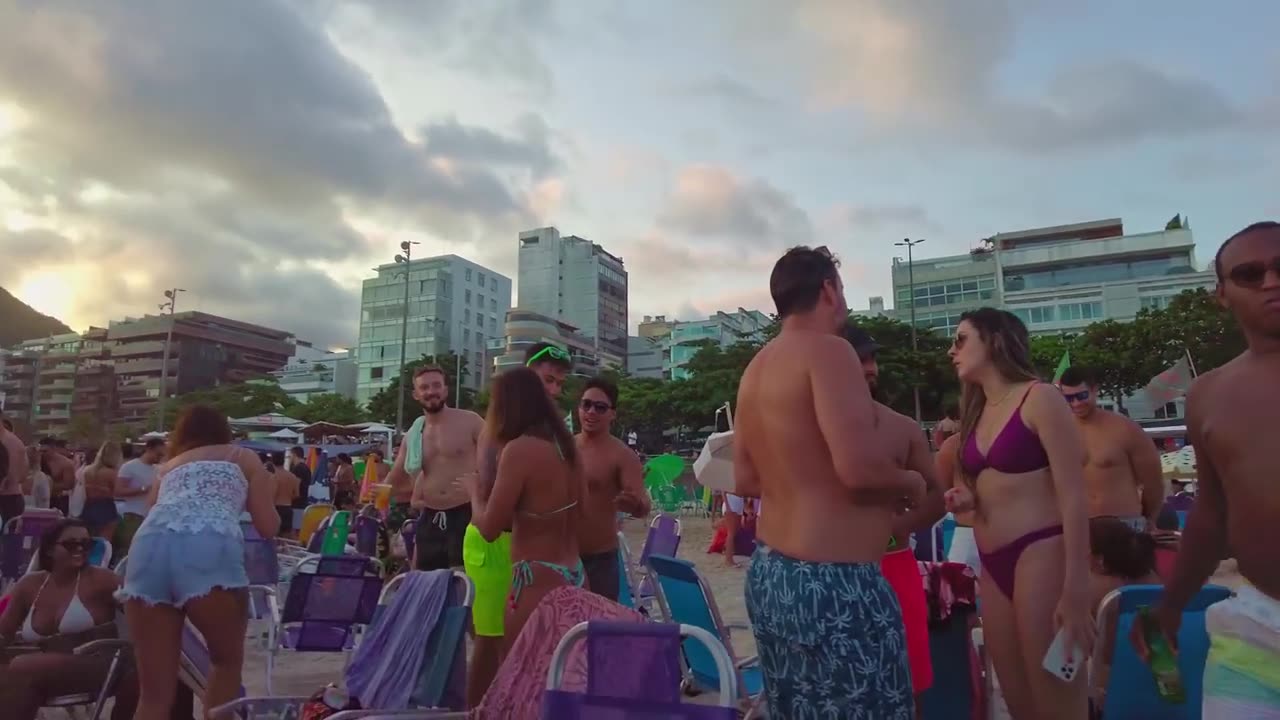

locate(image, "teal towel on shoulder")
[[404, 416, 426, 474]]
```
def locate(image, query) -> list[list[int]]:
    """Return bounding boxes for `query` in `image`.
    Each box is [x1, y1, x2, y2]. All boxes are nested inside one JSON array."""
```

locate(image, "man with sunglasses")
[[462, 341, 573, 707], [1058, 366, 1164, 532], [842, 323, 945, 713], [574, 376, 649, 601], [1138, 221, 1280, 716], [735, 246, 924, 719]]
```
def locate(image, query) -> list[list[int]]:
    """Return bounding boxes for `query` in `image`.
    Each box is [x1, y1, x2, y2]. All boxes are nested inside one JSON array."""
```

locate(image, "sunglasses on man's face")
[[58, 539, 95, 553], [580, 399, 612, 414], [527, 346, 570, 366], [1226, 257, 1280, 289], [1062, 390, 1091, 403]]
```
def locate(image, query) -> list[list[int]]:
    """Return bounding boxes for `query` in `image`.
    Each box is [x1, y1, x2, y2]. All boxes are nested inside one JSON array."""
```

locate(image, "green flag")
[[1052, 351, 1071, 383]]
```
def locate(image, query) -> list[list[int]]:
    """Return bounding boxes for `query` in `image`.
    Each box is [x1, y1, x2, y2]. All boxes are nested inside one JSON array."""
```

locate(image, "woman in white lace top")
[[117, 404, 279, 719]]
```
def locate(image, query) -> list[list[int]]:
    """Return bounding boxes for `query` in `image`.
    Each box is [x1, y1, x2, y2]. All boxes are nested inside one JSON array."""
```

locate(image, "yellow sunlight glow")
[[15, 270, 75, 325]]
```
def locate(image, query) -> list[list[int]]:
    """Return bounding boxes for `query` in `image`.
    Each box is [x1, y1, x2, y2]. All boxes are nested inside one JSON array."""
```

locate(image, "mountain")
[[0, 286, 73, 348]]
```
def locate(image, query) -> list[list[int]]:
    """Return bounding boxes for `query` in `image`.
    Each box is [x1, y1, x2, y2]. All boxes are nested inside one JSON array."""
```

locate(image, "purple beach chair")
[[1, 511, 63, 590], [265, 558, 384, 689], [355, 515, 381, 558], [541, 621, 739, 719], [634, 514, 681, 612]]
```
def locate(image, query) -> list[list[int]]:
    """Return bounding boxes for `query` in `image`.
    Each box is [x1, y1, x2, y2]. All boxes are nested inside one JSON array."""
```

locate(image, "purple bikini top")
[[960, 384, 1050, 476]]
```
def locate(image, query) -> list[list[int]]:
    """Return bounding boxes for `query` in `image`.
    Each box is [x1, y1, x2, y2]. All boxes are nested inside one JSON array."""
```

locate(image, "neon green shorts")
[[463, 524, 512, 637]]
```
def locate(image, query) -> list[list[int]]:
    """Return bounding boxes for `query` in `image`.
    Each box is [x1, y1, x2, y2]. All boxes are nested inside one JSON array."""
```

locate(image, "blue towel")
[[345, 570, 450, 709]]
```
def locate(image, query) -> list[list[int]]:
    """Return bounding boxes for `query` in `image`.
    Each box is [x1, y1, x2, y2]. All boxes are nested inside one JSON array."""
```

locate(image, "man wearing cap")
[[842, 323, 946, 714]]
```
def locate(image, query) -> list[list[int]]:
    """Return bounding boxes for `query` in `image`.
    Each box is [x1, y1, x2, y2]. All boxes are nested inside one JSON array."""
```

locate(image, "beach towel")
[[1203, 583, 1280, 718], [344, 569, 450, 710], [475, 585, 644, 720], [403, 416, 427, 475]]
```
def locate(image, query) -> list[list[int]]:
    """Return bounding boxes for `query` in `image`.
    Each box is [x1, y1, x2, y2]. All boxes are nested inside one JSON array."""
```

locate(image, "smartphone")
[[1042, 628, 1081, 683]]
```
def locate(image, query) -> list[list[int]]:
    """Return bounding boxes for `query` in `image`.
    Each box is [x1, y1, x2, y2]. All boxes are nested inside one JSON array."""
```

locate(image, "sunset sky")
[[2, 1, 1277, 347]]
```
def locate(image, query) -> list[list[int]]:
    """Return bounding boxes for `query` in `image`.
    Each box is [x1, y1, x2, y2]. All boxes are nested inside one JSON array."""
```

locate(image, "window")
[[489, 299, 496, 312], [475, 313, 483, 327], [371, 366, 384, 380], [490, 278, 497, 291], [464, 328, 471, 343], [465, 289, 472, 304], [478, 294, 485, 309], [489, 317, 496, 331], [464, 309, 471, 323], [478, 272, 486, 286], [465, 268, 472, 282]]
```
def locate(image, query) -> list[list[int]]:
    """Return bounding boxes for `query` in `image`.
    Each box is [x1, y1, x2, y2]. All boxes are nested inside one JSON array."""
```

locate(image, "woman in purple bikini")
[[945, 308, 1094, 719]]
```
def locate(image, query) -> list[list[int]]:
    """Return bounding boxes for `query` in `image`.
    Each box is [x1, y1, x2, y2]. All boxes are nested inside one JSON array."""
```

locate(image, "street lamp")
[[394, 241, 419, 433], [895, 238, 926, 424], [155, 287, 186, 432]]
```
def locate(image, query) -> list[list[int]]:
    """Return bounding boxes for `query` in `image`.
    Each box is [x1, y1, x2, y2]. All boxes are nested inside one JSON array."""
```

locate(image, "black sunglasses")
[[1226, 257, 1280, 289], [58, 539, 95, 552], [580, 399, 612, 414], [1062, 390, 1091, 403]]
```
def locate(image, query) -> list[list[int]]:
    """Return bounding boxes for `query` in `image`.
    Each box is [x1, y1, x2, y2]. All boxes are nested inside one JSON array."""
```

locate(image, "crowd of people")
[[0, 220, 1274, 718]]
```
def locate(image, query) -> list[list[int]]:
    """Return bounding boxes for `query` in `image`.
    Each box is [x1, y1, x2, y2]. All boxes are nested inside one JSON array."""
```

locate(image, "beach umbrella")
[[643, 454, 685, 491], [693, 430, 735, 492]]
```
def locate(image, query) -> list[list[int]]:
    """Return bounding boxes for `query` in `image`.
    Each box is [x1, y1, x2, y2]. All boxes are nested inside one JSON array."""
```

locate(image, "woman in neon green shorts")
[[466, 367, 584, 701]]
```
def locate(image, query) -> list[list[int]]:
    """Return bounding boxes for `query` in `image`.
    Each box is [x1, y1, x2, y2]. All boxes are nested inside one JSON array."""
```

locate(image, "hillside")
[[0, 286, 73, 348]]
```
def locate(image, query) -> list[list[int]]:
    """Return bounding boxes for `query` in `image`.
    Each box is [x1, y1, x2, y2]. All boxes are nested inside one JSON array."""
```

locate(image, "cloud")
[[0, 0, 561, 344], [726, 0, 1269, 150], [829, 204, 940, 233], [657, 165, 812, 246], [668, 75, 775, 111], [0, 228, 74, 284], [421, 113, 560, 178]]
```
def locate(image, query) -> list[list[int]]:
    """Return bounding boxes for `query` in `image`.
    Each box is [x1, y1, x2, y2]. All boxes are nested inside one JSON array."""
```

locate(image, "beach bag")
[[69, 467, 87, 518], [299, 685, 361, 720]]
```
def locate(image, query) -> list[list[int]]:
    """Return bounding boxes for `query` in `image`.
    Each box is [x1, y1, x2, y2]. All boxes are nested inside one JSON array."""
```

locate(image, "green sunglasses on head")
[[526, 345, 570, 366]]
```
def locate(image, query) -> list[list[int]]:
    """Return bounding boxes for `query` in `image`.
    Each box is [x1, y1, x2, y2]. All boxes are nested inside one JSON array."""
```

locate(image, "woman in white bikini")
[[0, 519, 120, 719]]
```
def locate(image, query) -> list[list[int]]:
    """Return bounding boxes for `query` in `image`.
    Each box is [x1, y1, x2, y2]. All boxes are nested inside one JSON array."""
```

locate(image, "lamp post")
[[455, 322, 463, 408], [393, 241, 419, 433], [155, 288, 186, 432], [895, 238, 926, 424]]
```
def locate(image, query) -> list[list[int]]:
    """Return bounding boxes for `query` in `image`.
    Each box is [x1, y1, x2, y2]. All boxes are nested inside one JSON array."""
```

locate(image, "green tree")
[[294, 393, 367, 425], [365, 354, 475, 429], [1142, 288, 1242, 374], [852, 316, 956, 420], [65, 413, 105, 446], [148, 379, 299, 431]]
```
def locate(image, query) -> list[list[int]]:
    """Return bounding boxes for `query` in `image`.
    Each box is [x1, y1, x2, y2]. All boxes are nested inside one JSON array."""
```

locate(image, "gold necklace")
[[985, 385, 1017, 407]]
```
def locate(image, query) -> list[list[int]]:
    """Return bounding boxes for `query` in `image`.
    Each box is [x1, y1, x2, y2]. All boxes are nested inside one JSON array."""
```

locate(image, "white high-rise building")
[[356, 255, 512, 405], [517, 227, 629, 369]]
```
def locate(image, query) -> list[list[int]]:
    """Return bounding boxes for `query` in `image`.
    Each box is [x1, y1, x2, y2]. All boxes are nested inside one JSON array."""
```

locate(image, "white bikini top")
[[19, 572, 97, 642]]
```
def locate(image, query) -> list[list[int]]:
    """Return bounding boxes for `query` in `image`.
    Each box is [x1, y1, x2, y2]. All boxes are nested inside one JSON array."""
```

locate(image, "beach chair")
[[541, 620, 739, 719], [645, 554, 764, 717], [633, 514, 681, 613], [400, 518, 418, 566], [472, 585, 645, 720], [1094, 583, 1231, 719], [264, 555, 384, 690], [354, 514, 381, 558], [298, 502, 335, 546], [1, 510, 65, 590]]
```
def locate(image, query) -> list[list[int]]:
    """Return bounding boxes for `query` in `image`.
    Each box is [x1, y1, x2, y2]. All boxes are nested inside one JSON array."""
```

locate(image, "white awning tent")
[[229, 413, 307, 429], [267, 428, 301, 440]]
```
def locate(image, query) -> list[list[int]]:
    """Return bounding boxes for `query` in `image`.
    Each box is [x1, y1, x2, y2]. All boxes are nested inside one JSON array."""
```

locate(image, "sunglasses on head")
[[1062, 390, 1091, 403], [58, 539, 95, 552], [580, 399, 612, 414], [1226, 257, 1280, 289], [527, 346, 570, 366]]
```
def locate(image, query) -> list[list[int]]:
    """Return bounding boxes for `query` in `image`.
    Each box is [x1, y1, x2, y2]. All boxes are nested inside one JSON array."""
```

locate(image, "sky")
[[1, 0, 1277, 348]]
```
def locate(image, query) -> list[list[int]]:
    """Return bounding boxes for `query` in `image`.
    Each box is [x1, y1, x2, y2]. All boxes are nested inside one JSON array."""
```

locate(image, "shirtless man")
[[843, 323, 946, 713], [735, 246, 925, 719], [0, 415, 28, 525], [1139, 222, 1280, 714], [1058, 366, 1164, 531], [464, 342, 571, 708], [384, 365, 483, 572], [575, 376, 650, 602], [271, 451, 301, 538], [38, 438, 77, 516]]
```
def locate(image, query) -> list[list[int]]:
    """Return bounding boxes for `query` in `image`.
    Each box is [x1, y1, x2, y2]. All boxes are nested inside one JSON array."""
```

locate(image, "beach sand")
[[213, 515, 1243, 716]]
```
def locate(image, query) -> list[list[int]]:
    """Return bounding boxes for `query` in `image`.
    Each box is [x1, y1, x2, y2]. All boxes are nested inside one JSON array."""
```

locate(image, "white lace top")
[[139, 460, 248, 537]]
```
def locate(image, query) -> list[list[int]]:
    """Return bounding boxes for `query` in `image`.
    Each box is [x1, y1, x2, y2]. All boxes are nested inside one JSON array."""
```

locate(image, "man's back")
[[737, 332, 898, 564]]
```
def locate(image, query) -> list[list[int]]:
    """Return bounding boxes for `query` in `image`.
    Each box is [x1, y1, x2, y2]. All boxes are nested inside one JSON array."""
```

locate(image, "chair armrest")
[[73, 638, 131, 656], [735, 654, 758, 670], [724, 621, 750, 633]]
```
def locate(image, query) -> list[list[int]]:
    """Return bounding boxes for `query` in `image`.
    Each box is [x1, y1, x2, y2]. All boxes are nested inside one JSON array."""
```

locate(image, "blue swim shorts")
[[745, 542, 913, 719], [117, 529, 249, 607]]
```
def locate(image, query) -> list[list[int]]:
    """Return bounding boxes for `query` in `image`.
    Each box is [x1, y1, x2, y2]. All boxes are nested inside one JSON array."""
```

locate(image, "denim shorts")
[[117, 529, 249, 607]]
